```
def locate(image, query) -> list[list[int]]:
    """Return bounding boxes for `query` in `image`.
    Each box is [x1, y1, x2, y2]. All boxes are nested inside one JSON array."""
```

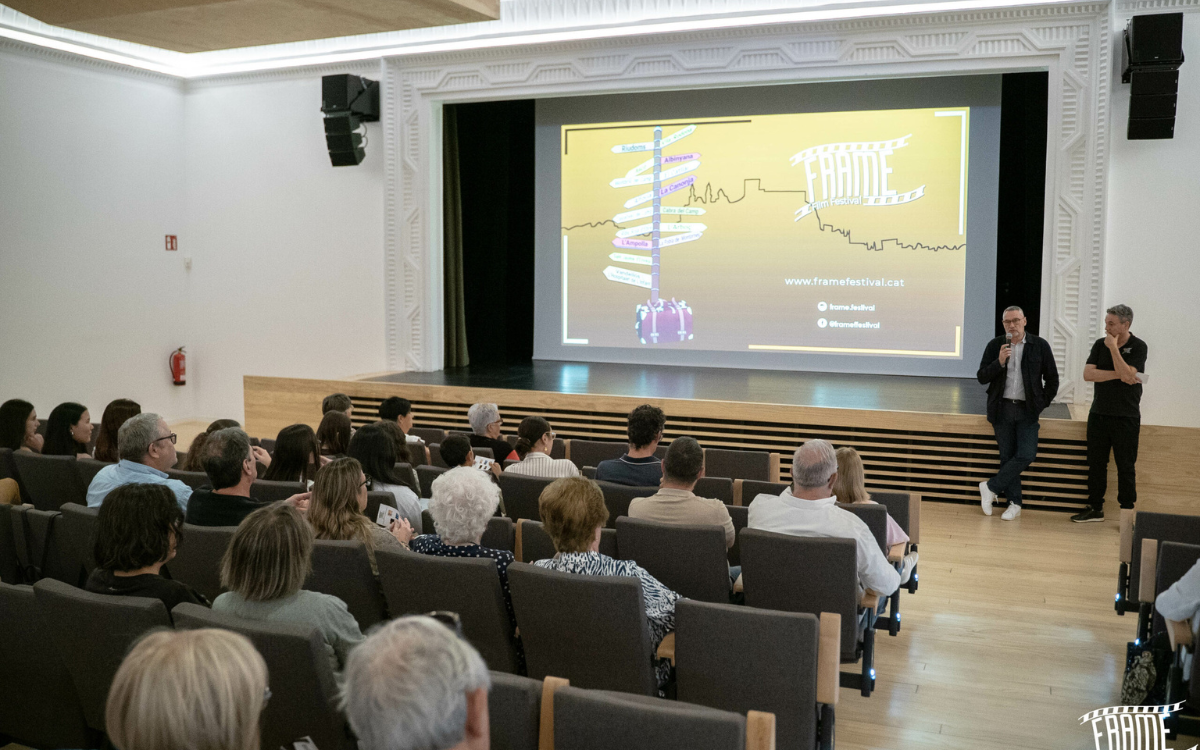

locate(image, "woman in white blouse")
[[503, 417, 580, 479]]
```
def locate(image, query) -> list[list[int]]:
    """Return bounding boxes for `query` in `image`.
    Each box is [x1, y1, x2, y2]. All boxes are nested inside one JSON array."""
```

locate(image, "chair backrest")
[[165, 523, 236, 603], [429, 443, 448, 468], [0, 447, 34, 505], [251, 479, 307, 503], [836, 502, 888, 555], [497, 473, 557, 522], [1130, 512, 1200, 602], [409, 426, 446, 444], [553, 685, 751, 750], [582, 466, 597, 479], [58, 503, 100, 587], [704, 448, 772, 482], [694, 477, 734, 505], [740, 480, 789, 505], [483, 515, 516, 552], [567, 440, 630, 470], [165, 469, 210, 490], [306, 539, 388, 631], [363, 490, 397, 526], [258, 438, 277, 454], [6, 504, 67, 583], [418, 464, 448, 497], [376, 547, 520, 673], [171, 602, 354, 750], [1153, 541, 1200, 639], [725, 505, 748, 567], [675, 599, 820, 750], [740, 529, 859, 659], [74, 458, 112, 491], [489, 671, 543, 750], [11, 452, 86, 510], [0, 582, 97, 748], [616, 517, 729, 602], [0, 502, 19, 584], [474, 446, 496, 460], [517, 519, 616, 563], [507, 562, 657, 694], [596, 481, 657, 527], [869, 491, 915, 540], [33, 577, 172, 732]]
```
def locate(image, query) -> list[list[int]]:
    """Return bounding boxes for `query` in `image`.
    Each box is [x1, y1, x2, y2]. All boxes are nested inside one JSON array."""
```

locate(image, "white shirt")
[[1003, 338, 1026, 401], [1156, 558, 1200, 675], [747, 489, 900, 596], [503, 452, 580, 479]]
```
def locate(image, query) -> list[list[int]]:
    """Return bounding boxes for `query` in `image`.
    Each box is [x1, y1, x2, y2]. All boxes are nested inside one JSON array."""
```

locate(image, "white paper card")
[[376, 504, 401, 528], [474, 456, 495, 472]]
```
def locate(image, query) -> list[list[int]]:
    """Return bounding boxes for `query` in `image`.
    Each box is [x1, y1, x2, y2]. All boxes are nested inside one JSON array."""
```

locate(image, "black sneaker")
[[1071, 508, 1105, 523]]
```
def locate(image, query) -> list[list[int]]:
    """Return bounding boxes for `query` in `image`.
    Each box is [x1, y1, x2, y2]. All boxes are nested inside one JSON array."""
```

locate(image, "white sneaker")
[[980, 481, 996, 516], [1001, 503, 1021, 521], [899, 551, 919, 584]]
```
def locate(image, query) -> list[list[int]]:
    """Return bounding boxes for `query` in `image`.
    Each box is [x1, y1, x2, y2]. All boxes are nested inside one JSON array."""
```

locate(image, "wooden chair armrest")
[[908, 493, 921, 545], [733, 573, 744, 594], [817, 612, 841, 706], [562, 439, 572, 462], [1139, 538, 1158, 604], [1119, 509, 1136, 564], [732, 479, 744, 507], [1167, 619, 1194, 652], [860, 589, 880, 611], [769, 453, 782, 484], [746, 710, 777, 750], [538, 676, 569, 750], [515, 520, 525, 563], [887, 543, 906, 563], [656, 632, 675, 665]]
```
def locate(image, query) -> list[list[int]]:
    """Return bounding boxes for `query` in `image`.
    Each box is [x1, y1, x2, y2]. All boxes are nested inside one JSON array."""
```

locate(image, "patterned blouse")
[[533, 551, 681, 689]]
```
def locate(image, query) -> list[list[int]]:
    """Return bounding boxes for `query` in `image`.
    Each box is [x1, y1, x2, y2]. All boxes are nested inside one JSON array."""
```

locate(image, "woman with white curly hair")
[[465, 402, 518, 463]]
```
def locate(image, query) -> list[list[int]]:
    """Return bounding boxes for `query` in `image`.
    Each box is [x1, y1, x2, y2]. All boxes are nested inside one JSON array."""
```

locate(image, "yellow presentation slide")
[[559, 107, 970, 358]]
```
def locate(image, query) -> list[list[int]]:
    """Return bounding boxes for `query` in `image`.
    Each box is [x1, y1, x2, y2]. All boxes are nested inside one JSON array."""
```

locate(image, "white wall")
[[1103, 15, 1200, 428]]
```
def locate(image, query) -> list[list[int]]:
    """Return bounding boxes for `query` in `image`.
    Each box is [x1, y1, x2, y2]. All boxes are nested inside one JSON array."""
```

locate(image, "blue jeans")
[[988, 400, 1040, 506]]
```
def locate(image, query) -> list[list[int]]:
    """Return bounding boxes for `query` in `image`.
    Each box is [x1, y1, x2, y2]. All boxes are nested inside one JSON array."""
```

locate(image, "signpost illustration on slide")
[[605, 125, 704, 344]]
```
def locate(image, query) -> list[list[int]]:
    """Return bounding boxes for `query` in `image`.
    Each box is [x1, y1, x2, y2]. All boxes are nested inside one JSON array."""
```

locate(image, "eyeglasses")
[[151, 433, 177, 445], [360, 478, 370, 488]]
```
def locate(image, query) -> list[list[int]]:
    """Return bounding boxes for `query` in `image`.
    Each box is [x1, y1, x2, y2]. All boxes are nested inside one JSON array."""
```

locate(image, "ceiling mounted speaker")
[[1121, 13, 1186, 140], [321, 76, 377, 167]]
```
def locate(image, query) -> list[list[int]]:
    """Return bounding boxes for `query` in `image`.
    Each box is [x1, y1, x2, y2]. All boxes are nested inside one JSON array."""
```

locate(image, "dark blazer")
[[976, 333, 1060, 423]]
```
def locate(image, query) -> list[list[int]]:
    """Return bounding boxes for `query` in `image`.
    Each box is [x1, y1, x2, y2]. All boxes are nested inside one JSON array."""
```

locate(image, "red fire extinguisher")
[[170, 347, 186, 386]]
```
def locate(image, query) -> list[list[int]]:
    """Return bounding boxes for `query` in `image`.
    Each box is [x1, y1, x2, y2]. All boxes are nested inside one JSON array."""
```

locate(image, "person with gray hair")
[[86, 412, 193, 510], [465, 402, 518, 463], [1075, 304, 1148, 523], [747, 439, 900, 597], [185, 427, 310, 527], [341, 616, 491, 750]]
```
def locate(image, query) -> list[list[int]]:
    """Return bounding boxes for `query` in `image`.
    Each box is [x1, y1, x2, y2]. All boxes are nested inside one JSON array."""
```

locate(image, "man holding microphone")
[[976, 306, 1060, 520]]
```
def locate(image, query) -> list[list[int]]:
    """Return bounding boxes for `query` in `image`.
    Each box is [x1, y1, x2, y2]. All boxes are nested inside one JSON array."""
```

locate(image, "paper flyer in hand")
[[475, 455, 495, 472], [376, 504, 401, 529]]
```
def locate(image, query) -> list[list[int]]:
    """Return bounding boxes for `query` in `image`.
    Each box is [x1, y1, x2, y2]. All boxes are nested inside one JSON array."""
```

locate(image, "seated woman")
[[0, 399, 42, 453], [317, 410, 352, 459], [94, 399, 140, 463], [466, 402, 518, 463], [182, 419, 241, 472], [261, 423, 323, 484], [40, 402, 93, 458], [504, 416, 578, 479], [106, 629, 268, 750], [214, 501, 364, 672], [534, 476, 680, 690], [372, 419, 422, 490], [86, 483, 208, 610], [833, 446, 918, 583], [347, 424, 423, 523], [308, 457, 415, 575]]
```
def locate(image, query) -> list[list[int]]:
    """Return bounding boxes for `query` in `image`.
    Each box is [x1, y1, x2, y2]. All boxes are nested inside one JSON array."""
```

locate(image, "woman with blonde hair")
[[105, 628, 268, 750], [833, 447, 918, 583], [308, 457, 415, 575]]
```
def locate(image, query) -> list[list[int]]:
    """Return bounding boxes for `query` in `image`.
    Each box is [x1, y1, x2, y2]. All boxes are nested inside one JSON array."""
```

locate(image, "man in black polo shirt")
[[595, 404, 665, 487], [1073, 304, 1148, 523], [186, 427, 309, 526]]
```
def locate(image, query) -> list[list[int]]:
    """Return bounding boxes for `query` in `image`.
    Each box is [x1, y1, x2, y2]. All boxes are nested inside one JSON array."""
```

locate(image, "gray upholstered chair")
[[0, 503, 19, 584], [566, 439, 630, 470], [305, 539, 387, 631], [595, 481, 657, 527], [363, 490, 397, 528], [33, 578, 172, 733], [0, 447, 34, 505], [57, 503, 100, 587], [516, 519, 616, 563], [497, 473, 557, 522], [507, 562, 658, 695], [870, 491, 921, 594], [6, 504, 67, 583], [616, 517, 730, 603], [675, 599, 838, 750], [418, 464, 448, 497], [10, 452, 86, 510], [725, 505, 748, 567], [410, 427, 447, 445], [739, 529, 877, 697], [703, 448, 772, 482], [172, 602, 355, 750], [1125, 512, 1200, 640], [164, 523, 235, 603], [0, 582, 98, 749], [489, 671, 544, 750], [429, 443, 448, 468], [165, 469, 209, 490], [251, 479, 307, 503], [736, 479, 788, 507], [482, 515, 516, 552], [74, 458, 111, 492], [474, 447, 496, 460], [834, 503, 898, 636], [582, 466, 597, 479], [693, 477, 734, 505], [376, 546, 520, 673]]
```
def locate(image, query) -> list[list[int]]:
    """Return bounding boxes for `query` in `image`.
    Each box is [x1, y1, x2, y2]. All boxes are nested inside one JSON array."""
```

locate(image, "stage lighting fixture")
[[321, 73, 379, 166]]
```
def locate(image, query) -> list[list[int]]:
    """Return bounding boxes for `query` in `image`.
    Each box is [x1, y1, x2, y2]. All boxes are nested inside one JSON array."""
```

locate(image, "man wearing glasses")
[[86, 412, 192, 510]]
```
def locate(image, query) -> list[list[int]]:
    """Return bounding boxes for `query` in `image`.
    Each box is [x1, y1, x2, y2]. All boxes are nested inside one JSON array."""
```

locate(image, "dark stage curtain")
[[443, 105, 470, 368]]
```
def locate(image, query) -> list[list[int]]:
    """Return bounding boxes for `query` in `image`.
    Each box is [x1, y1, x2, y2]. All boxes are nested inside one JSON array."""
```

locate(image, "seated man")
[[748, 439, 900, 600], [1156, 557, 1200, 676], [86, 412, 191, 511], [342, 616, 490, 750], [379, 396, 424, 447], [322, 392, 353, 419], [629, 436, 735, 550], [440, 434, 504, 515], [186, 427, 309, 526], [595, 404, 665, 487]]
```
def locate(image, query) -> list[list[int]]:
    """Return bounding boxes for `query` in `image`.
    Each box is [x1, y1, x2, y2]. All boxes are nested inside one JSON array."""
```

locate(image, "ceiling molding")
[[0, 33, 182, 84]]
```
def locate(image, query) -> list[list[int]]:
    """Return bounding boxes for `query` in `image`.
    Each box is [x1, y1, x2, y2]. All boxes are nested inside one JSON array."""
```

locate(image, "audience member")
[[214, 501, 364, 671], [535, 476, 680, 690], [106, 629, 268, 750], [466, 402, 518, 462], [261, 423, 324, 484], [378, 396, 424, 446], [341, 616, 490, 750], [308, 457, 415, 575], [87, 413, 191, 510], [1156, 557, 1200, 676], [182, 419, 241, 472], [348, 424, 423, 523], [322, 393, 353, 418], [94, 398, 140, 463], [40, 401, 93, 458], [629, 436, 734, 549], [0, 398, 42, 453], [748, 439, 900, 599], [504, 416, 579, 478], [318, 410, 352, 457], [187, 427, 307, 527], [441, 434, 502, 479], [833, 447, 918, 583], [372, 419, 422, 488], [85, 483, 208, 609], [595, 404, 665, 486]]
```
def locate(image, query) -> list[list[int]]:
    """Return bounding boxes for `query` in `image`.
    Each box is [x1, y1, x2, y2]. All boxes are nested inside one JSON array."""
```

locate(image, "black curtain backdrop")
[[451, 100, 536, 367], [995, 72, 1049, 337]]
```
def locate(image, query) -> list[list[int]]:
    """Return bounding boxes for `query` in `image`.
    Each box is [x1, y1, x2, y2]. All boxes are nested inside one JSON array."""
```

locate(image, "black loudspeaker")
[[320, 74, 379, 166], [1129, 13, 1185, 65], [1122, 13, 1185, 140], [1128, 118, 1176, 140]]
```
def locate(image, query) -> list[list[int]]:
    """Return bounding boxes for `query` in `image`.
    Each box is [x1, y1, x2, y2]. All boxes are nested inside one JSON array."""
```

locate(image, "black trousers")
[[1086, 413, 1141, 510], [988, 400, 1040, 506]]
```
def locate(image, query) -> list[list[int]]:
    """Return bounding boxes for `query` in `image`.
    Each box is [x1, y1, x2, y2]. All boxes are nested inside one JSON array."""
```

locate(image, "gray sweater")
[[212, 589, 364, 672]]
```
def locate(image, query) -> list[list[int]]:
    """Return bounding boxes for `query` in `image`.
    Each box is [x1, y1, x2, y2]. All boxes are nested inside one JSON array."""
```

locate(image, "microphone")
[[1005, 333, 1012, 345]]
